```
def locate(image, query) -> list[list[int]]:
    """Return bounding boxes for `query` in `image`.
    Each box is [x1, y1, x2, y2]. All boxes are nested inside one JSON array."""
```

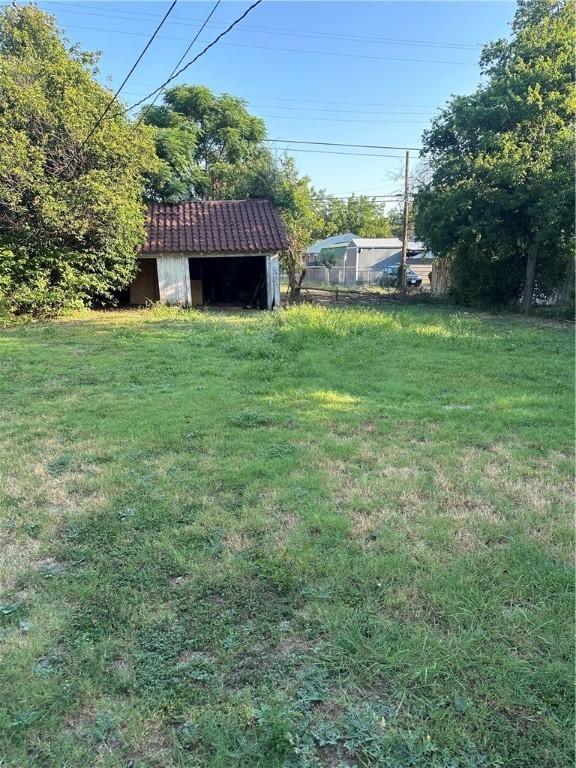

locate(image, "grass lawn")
[[0, 305, 573, 768]]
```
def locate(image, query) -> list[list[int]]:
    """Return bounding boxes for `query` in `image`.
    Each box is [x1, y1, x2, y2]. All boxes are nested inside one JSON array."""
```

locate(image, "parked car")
[[379, 266, 422, 288]]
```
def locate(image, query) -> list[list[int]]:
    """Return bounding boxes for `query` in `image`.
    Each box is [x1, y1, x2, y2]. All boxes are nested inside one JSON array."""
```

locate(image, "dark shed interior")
[[189, 256, 266, 308]]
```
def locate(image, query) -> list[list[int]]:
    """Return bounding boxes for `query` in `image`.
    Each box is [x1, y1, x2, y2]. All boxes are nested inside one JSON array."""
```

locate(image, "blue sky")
[[32, 0, 515, 200]]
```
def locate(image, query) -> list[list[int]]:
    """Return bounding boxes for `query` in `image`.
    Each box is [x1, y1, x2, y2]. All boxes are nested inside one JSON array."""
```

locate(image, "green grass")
[[0, 304, 573, 768]]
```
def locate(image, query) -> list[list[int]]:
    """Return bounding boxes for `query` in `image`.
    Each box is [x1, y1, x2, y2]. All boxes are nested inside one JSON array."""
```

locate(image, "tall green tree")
[[319, 196, 392, 239], [141, 86, 270, 201], [414, 0, 575, 310], [0, 5, 159, 316]]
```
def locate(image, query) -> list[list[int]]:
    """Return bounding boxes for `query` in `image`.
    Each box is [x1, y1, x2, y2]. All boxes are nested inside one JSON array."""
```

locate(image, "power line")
[[106, 89, 441, 113], [330, 184, 402, 194], [74, 0, 178, 155], [272, 148, 409, 159], [261, 114, 430, 124], [125, 0, 264, 113], [39, 2, 482, 50], [217, 39, 477, 66], [247, 103, 435, 115], [56, 23, 478, 68], [276, 147, 410, 160], [97, 85, 440, 110], [268, 139, 423, 151], [317, 195, 410, 201], [318, 196, 404, 199], [252, 96, 438, 108], [135, 0, 221, 129], [318, 194, 400, 197], [123, 94, 436, 115]]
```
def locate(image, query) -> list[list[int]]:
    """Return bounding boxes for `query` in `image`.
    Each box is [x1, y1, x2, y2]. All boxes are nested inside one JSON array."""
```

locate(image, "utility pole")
[[399, 150, 410, 289]]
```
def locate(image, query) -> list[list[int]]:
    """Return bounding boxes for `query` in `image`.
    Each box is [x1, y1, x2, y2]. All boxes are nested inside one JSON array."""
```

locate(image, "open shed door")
[[266, 255, 281, 309]]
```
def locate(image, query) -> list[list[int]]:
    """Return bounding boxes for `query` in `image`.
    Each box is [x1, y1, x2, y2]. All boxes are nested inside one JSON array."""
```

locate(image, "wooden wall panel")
[[130, 258, 159, 304], [191, 279, 203, 306]]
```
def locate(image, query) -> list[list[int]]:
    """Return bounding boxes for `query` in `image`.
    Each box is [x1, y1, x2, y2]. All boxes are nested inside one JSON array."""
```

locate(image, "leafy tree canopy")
[[318, 196, 392, 239], [141, 85, 270, 201], [0, 5, 159, 316], [414, 0, 575, 309]]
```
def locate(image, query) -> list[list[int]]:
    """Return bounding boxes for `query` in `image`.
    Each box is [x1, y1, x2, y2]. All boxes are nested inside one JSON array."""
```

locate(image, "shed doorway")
[[189, 256, 267, 308], [129, 258, 159, 305]]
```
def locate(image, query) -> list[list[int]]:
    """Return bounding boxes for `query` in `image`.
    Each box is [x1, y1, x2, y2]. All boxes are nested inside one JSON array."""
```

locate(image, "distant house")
[[128, 200, 288, 309], [305, 234, 432, 285], [343, 238, 432, 284]]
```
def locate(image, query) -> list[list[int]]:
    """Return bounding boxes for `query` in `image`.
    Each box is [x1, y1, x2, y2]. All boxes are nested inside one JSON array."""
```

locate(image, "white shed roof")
[[351, 238, 426, 250], [351, 237, 402, 248], [306, 232, 359, 255]]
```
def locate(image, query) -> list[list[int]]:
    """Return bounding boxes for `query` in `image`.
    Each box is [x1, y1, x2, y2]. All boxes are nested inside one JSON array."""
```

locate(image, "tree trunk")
[[288, 269, 306, 302], [559, 256, 575, 307], [521, 247, 537, 314]]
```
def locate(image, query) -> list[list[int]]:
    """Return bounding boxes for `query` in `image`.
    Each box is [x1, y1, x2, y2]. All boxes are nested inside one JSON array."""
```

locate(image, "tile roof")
[[143, 199, 289, 254]]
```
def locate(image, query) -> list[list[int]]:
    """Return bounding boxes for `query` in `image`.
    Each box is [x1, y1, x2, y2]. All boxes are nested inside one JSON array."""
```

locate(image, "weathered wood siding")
[[157, 255, 192, 306], [266, 255, 281, 309]]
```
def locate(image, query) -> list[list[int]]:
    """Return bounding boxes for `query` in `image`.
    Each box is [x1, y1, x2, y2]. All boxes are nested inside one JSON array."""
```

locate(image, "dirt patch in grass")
[[276, 635, 317, 657], [224, 530, 252, 553]]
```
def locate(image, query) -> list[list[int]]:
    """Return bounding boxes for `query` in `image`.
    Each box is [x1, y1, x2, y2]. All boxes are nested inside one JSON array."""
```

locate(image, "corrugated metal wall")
[[355, 247, 401, 271]]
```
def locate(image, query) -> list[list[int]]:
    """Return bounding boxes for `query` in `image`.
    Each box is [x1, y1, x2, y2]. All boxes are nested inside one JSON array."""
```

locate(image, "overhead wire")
[[192, 39, 477, 67], [72, 0, 178, 157], [134, 0, 222, 129], [251, 95, 438, 108], [246, 103, 435, 115], [49, 22, 478, 67], [125, 0, 264, 114], [93, 85, 440, 109], [261, 115, 430, 124], [317, 196, 410, 200], [38, 2, 482, 50], [267, 139, 423, 151], [272, 148, 411, 159]]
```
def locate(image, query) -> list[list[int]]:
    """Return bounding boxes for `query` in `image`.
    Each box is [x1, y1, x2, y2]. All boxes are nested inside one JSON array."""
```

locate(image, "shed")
[[344, 238, 431, 284], [129, 200, 288, 309]]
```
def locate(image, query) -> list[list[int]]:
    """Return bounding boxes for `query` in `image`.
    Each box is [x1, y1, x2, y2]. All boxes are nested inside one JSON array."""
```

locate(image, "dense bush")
[[0, 6, 159, 316]]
